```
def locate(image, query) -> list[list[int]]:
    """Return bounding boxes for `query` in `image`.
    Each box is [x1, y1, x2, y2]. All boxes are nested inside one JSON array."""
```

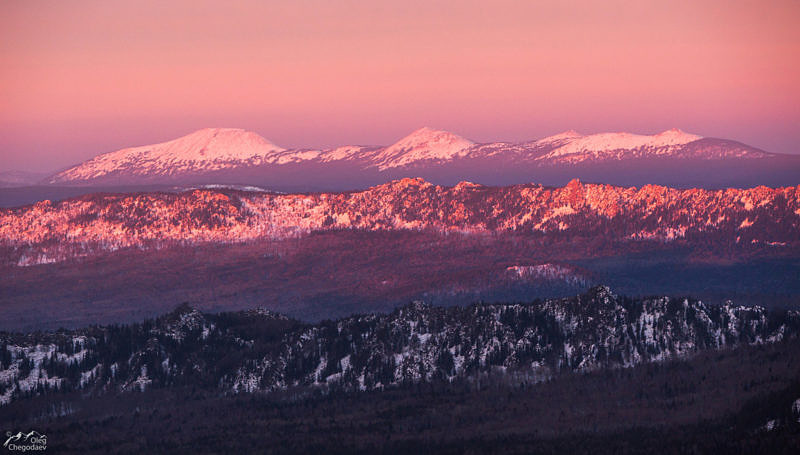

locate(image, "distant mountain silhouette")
[[43, 127, 800, 190]]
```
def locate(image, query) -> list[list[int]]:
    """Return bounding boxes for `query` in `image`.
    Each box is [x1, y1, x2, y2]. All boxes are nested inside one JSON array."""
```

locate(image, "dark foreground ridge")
[[0, 289, 799, 453], [1, 286, 798, 405]]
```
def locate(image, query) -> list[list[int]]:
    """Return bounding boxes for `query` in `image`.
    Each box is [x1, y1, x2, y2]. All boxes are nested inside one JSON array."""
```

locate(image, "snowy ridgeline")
[[3, 176, 800, 268], [47, 126, 775, 184], [1, 287, 798, 406]]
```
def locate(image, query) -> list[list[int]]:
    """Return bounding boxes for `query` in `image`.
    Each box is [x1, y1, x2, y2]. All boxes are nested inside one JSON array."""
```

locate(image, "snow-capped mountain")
[[534, 128, 700, 162], [1, 287, 797, 405], [528, 128, 771, 164], [43, 127, 799, 190], [371, 127, 476, 170], [48, 128, 286, 183], [2, 178, 798, 266]]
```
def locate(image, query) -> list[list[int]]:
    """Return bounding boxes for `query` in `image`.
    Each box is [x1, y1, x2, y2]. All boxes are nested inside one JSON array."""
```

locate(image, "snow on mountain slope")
[[535, 129, 584, 145], [541, 128, 701, 151], [2, 287, 797, 405], [49, 128, 287, 183], [370, 127, 476, 170], [3, 178, 799, 266], [46, 126, 785, 186], [535, 128, 700, 162], [319, 145, 376, 162], [532, 128, 769, 164]]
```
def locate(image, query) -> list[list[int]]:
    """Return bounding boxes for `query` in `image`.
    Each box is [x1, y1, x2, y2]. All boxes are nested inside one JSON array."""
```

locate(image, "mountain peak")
[[536, 129, 704, 163], [566, 177, 583, 189], [539, 130, 584, 143], [410, 126, 445, 135], [377, 177, 435, 191], [392, 127, 474, 149], [192, 127, 245, 134], [453, 180, 483, 191], [372, 128, 475, 170], [49, 128, 285, 183], [164, 128, 285, 158], [654, 128, 698, 141]]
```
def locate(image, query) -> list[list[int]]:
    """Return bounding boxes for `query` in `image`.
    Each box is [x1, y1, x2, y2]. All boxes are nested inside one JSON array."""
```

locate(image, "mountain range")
[[33, 127, 800, 191], [2, 177, 798, 267], [2, 176, 798, 330], [2, 286, 797, 407]]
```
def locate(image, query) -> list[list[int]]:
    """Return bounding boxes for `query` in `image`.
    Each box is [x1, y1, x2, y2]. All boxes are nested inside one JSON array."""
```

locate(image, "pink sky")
[[1, 0, 799, 173]]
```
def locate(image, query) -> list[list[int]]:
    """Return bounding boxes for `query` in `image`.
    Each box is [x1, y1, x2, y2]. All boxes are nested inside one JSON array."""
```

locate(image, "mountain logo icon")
[[3, 430, 47, 450]]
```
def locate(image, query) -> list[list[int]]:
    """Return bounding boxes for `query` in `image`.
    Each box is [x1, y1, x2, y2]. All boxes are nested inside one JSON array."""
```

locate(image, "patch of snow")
[[792, 398, 800, 422]]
